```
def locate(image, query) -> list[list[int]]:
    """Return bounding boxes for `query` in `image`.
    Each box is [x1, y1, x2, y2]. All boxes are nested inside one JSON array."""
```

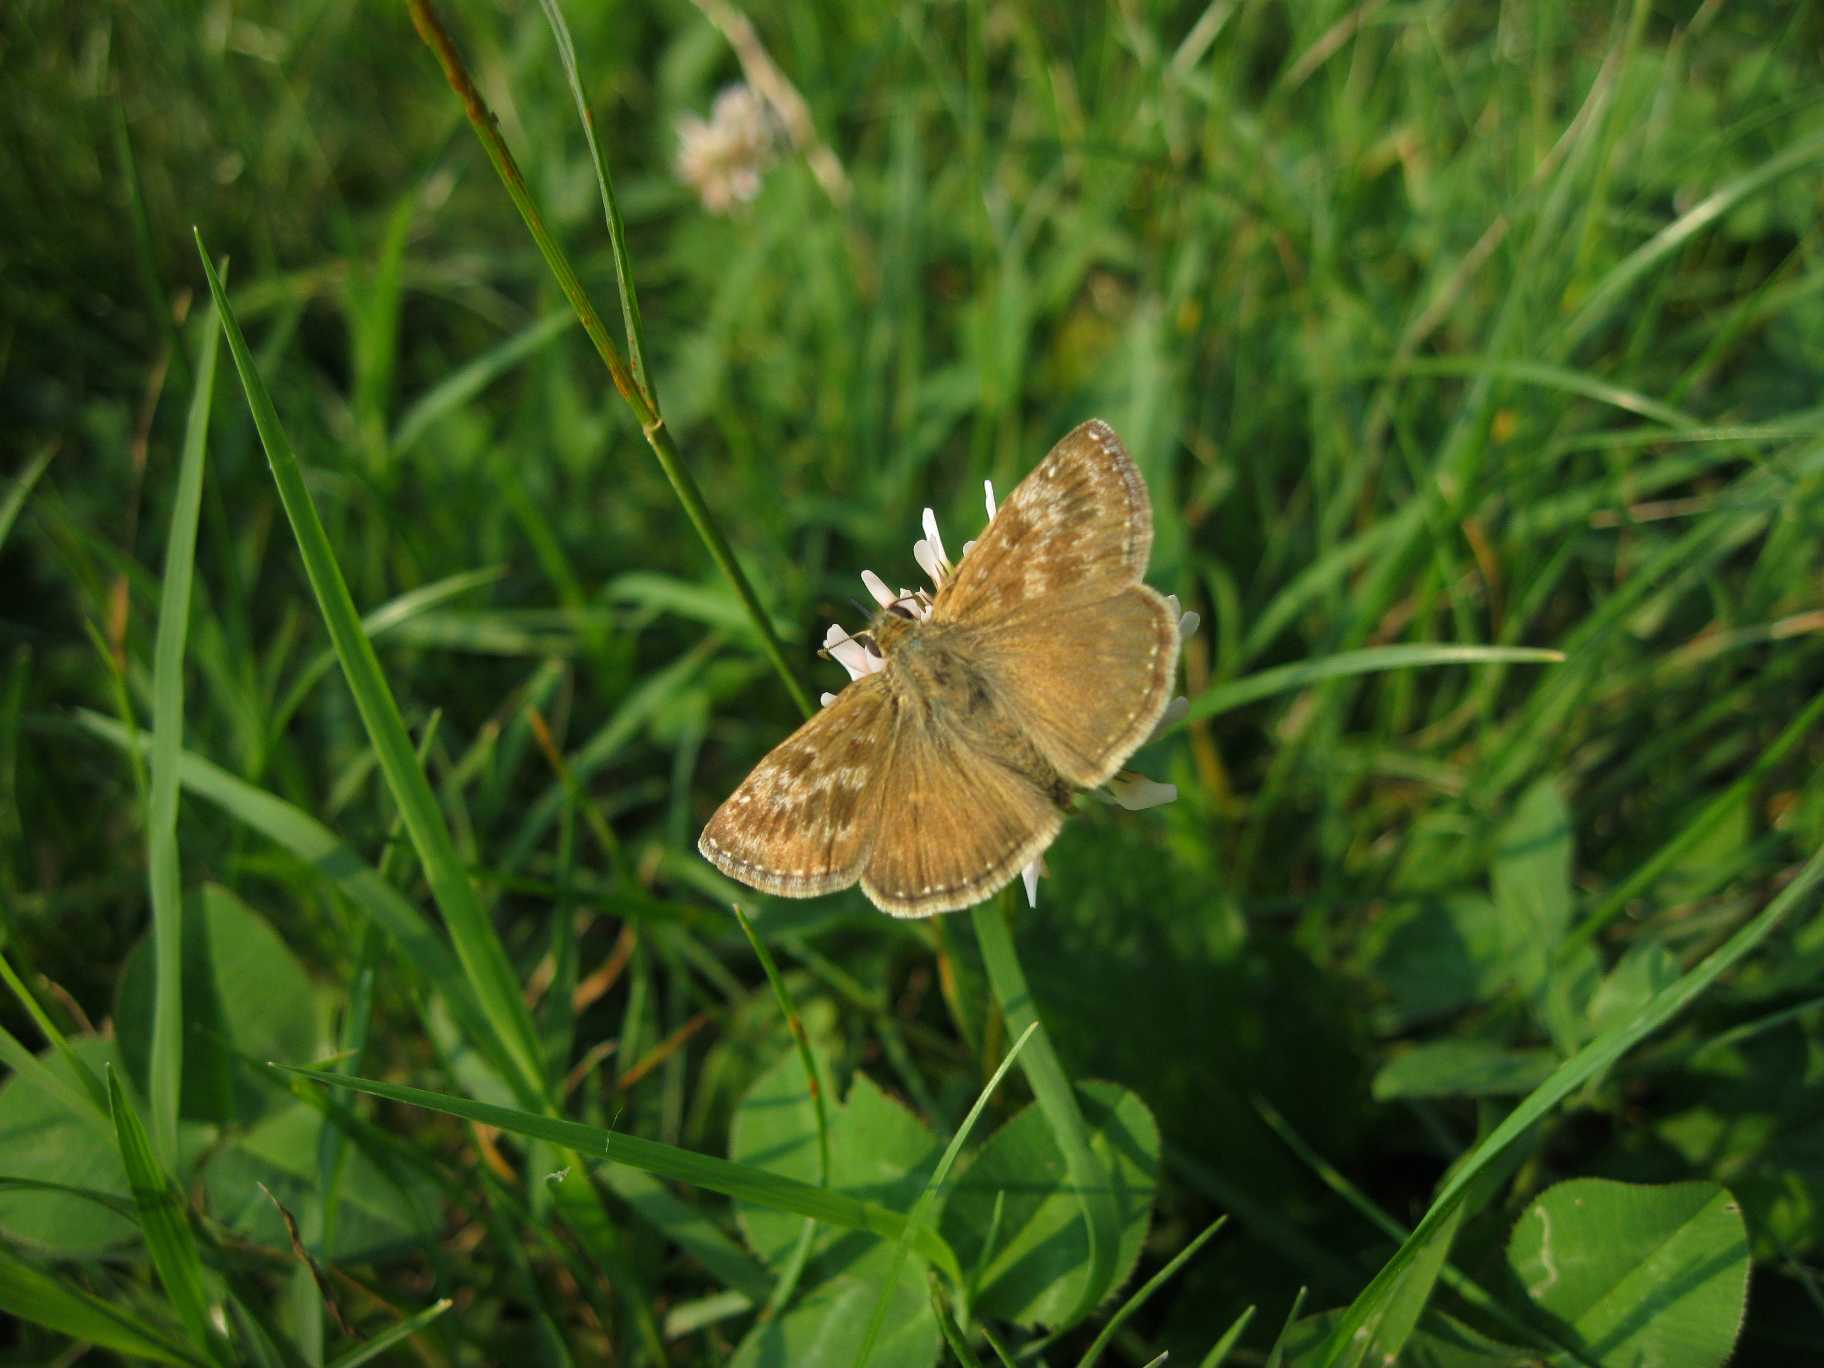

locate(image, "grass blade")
[[0, 445, 55, 554], [276, 1061, 966, 1286], [1187, 644, 1565, 725], [1079, 1215, 1228, 1368], [859, 1020, 1039, 1362], [970, 897, 1120, 1327], [0, 1241, 199, 1366], [322, 1298, 452, 1368], [193, 231, 547, 1107], [535, 0, 652, 405], [107, 1067, 229, 1366], [1198, 1304, 1257, 1367], [146, 284, 221, 1160]]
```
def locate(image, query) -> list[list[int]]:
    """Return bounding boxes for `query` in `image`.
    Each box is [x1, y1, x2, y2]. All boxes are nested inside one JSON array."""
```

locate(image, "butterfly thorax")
[[872, 618, 1077, 813]]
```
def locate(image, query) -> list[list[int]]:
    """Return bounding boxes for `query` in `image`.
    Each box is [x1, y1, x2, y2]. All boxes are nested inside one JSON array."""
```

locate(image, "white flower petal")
[[984, 479, 998, 523], [819, 691, 838, 708], [1021, 859, 1041, 908], [825, 625, 872, 681], [1179, 610, 1201, 638], [921, 507, 950, 572], [1106, 771, 1178, 811], [1147, 695, 1190, 743], [913, 539, 945, 588], [861, 569, 896, 610]]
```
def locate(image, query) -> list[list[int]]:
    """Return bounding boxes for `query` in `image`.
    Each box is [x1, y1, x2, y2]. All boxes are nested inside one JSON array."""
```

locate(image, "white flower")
[[676, 85, 775, 215], [821, 486, 1199, 908]]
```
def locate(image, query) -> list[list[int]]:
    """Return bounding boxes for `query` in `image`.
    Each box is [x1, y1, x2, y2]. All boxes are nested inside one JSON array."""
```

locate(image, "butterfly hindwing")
[[698, 675, 899, 898], [859, 698, 1064, 917], [967, 583, 1180, 789]]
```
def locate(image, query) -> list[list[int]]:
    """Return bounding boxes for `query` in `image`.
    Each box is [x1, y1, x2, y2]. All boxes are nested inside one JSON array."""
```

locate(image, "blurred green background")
[[5, 0, 1824, 1362]]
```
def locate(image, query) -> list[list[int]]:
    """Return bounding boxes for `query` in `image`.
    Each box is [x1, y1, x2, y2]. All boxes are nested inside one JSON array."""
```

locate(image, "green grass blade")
[[1557, 131, 1824, 357], [1078, 1215, 1227, 1368], [106, 1067, 230, 1366], [276, 1062, 966, 1285], [859, 1020, 1039, 1361], [1562, 686, 1824, 956], [0, 1241, 200, 1366], [193, 231, 547, 1107], [1198, 1304, 1257, 1368], [733, 903, 830, 1318], [0, 444, 55, 554], [269, 564, 510, 738], [1186, 645, 1564, 725], [970, 897, 1119, 1327], [391, 311, 570, 454], [1361, 356, 1702, 431], [146, 283, 221, 1161], [321, 1297, 452, 1368], [535, 0, 653, 405], [1252, 1096, 1587, 1364], [110, 100, 188, 389], [0, 950, 109, 1116], [1315, 834, 1824, 1366]]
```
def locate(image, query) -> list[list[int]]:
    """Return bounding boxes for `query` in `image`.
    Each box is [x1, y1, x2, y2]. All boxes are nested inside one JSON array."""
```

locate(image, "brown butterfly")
[[698, 419, 1181, 917]]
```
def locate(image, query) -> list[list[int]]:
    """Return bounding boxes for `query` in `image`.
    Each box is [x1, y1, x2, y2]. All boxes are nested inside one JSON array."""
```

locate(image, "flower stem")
[[405, 0, 814, 719], [968, 895, 1118, 1325]]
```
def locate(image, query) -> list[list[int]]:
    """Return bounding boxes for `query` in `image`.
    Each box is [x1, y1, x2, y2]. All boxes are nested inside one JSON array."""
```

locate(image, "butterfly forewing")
[[698, 675, 899, 897], [859, 703, 1064, 918], [967, 584, 1179, 788], [933, 419, 1154, 627]]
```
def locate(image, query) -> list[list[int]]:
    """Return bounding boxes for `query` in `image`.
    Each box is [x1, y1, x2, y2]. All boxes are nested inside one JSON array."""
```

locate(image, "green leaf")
[[723, 1048, 944, 1364], [1586, 937, 1679, 1040], [1507, 1179, 1749, 1367], [76, 710, 521, 1107], [1360, 895, 1514, 1032], [0, 1036, 138, 1254], [729, 1268, 938, 1368], [1492, 778, 1574, 976], [1492, 778, 1595, 1050], [939, 1080, 1158, 1327], [116, 884, 320, 1127], [1372, 1041, 1559, 1101]]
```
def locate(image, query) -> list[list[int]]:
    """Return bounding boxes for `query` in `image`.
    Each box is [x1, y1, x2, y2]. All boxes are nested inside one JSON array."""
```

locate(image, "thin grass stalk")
[[404, 0, 811, 718]]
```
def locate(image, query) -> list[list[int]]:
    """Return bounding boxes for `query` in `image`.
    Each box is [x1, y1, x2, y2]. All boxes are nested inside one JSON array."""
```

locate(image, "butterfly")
[[698, 419, 1180, 917]]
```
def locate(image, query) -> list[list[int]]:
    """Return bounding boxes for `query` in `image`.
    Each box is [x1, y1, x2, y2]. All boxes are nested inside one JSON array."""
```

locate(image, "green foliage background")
[[4, 0, 1824, 1362]]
